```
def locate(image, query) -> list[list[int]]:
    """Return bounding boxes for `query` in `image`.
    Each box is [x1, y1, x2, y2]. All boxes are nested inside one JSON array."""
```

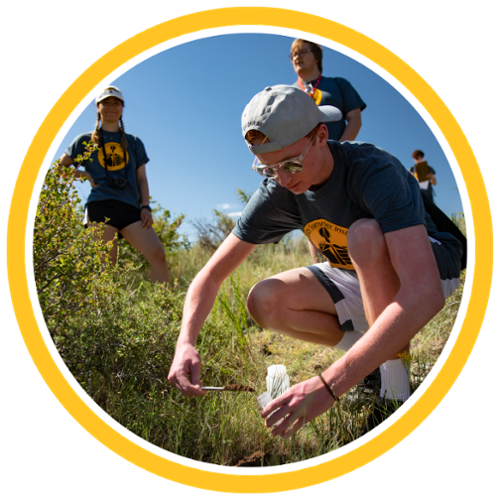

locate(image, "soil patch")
[[235, 451, 265, 467], [223, 384, 255, 392]]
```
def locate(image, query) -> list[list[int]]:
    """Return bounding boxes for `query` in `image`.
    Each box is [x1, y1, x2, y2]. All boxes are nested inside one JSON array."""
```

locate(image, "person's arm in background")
[[427, 173, 437, 186], [136, 163, 154, 229], [59, 153, 99, 188], [338, 108, 362, 142], [307, 239, 323, 264]]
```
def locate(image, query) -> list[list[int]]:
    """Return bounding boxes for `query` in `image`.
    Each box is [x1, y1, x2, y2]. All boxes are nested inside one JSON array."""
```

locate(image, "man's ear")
[[317, 123, 329, 147]]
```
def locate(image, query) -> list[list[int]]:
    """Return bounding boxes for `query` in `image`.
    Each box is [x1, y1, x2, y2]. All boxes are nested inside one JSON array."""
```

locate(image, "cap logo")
[[244, 120, 264, 127]]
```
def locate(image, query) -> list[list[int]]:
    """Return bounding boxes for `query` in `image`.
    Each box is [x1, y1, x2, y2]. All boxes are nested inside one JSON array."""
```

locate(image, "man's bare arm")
[[168, 234, 256, 396], [323, 224, 444, 395], [262, 224, 445, 437]]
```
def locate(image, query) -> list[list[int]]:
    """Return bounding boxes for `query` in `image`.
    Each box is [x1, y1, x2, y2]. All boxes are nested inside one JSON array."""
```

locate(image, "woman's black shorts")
[[86, 200, 142, 232]]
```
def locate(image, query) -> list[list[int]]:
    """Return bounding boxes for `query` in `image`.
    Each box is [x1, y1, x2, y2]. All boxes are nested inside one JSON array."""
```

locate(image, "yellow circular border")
[[7, 7, 493, 494]]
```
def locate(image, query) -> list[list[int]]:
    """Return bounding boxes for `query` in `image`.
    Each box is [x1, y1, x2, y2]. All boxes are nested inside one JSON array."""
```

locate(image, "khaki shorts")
[[307, 258, 461, 332]]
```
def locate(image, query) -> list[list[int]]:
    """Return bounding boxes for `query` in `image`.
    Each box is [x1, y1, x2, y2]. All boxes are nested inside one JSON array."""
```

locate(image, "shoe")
[[358, 367, 381, 394], [344, 367, 381, 406], [364, 396, 406, 433]]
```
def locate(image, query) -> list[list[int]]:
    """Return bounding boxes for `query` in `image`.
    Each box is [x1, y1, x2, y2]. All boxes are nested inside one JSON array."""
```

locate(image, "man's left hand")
[[261, 376, 336, 438]]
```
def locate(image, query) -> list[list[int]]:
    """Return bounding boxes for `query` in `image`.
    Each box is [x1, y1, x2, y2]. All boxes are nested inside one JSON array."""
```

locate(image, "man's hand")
[[261, 376, 335, 438], [168, 235, 256, 396], [168, 343, 207, 396]]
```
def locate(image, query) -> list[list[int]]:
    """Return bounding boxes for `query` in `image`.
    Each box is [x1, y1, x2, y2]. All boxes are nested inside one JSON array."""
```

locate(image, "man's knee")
[[246, 279, 285, 327]]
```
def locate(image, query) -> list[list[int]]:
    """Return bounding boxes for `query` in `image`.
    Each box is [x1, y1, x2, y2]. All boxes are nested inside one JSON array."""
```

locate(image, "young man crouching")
[[168, 85, 462, 438]]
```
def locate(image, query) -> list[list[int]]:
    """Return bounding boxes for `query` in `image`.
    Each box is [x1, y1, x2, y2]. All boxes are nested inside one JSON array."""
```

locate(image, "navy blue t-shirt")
[[233, 141, 454, 271], [65, 131, 149, 209], [292, 77, 366, 140]]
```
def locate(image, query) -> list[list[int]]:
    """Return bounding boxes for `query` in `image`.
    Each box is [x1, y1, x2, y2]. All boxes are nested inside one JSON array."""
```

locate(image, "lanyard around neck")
[[297, 74, 322, 98]]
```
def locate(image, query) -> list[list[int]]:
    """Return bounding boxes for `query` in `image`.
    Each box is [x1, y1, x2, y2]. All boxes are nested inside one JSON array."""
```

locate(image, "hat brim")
[[318, 105, 343, 122], [95, 94, 125, 105]]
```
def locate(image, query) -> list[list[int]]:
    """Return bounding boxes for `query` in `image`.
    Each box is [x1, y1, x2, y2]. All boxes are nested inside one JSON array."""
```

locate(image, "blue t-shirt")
[[292, 77, 366, 140], [65, 131, 149, 209], [233, 141, 456, 271]]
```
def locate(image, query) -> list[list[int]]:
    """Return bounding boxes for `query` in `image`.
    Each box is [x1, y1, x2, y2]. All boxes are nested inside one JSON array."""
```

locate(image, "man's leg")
[[246, 267, 346, 347], [247, 265, 381, 404], [347, 218, 411, 402]]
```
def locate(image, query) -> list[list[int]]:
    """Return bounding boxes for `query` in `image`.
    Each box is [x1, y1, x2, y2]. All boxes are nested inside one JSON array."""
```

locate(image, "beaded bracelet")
[[318, 373, 339, 402]]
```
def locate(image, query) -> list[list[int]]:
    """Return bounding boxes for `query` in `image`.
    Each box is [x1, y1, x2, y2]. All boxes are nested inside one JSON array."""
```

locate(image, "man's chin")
[[287, 184, 309, 195]]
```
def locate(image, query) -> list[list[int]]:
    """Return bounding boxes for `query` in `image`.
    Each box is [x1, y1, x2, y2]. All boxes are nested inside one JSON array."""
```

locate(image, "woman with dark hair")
[[59, 86, 170, 285]]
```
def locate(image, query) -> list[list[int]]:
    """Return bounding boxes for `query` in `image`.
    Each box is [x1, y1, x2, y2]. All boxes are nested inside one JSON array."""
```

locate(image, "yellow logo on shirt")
[[304, 219, 353, 269], [312, 88, 323, 105], [97, 142, 129, 171]]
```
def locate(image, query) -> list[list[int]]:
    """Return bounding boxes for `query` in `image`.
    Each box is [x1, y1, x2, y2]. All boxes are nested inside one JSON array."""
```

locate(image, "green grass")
[[44, 236, 464, 466], [34, 167, 465, 466]]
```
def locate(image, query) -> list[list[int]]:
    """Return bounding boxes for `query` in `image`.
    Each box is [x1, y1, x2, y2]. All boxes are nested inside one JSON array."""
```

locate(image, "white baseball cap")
[[95, 85, 125, 105], [242, 85, 342, 155]]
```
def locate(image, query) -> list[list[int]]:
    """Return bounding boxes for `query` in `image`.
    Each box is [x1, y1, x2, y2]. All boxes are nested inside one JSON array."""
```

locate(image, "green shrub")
[[34, 155, 116, 339]]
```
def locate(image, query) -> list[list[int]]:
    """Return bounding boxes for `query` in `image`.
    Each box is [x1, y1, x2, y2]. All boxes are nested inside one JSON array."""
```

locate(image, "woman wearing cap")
[[59, 86, 170, 285]]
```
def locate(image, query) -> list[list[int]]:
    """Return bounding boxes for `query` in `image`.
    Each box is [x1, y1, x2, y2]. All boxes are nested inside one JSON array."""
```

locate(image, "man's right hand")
[[167, 235, 257, 397], [168, 343, 207, 396]]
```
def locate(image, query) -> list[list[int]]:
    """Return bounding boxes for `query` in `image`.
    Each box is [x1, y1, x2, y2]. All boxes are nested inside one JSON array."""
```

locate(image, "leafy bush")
[[33, 153, 188, 396], [34, 155, 116, 339]]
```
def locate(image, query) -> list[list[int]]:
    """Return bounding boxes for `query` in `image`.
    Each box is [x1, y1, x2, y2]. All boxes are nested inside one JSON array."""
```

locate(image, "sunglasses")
[[252, 132, 317, 179]]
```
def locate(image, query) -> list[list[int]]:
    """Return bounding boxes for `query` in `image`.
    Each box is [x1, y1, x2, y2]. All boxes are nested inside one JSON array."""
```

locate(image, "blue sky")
[[51, 33, 463, 241]]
